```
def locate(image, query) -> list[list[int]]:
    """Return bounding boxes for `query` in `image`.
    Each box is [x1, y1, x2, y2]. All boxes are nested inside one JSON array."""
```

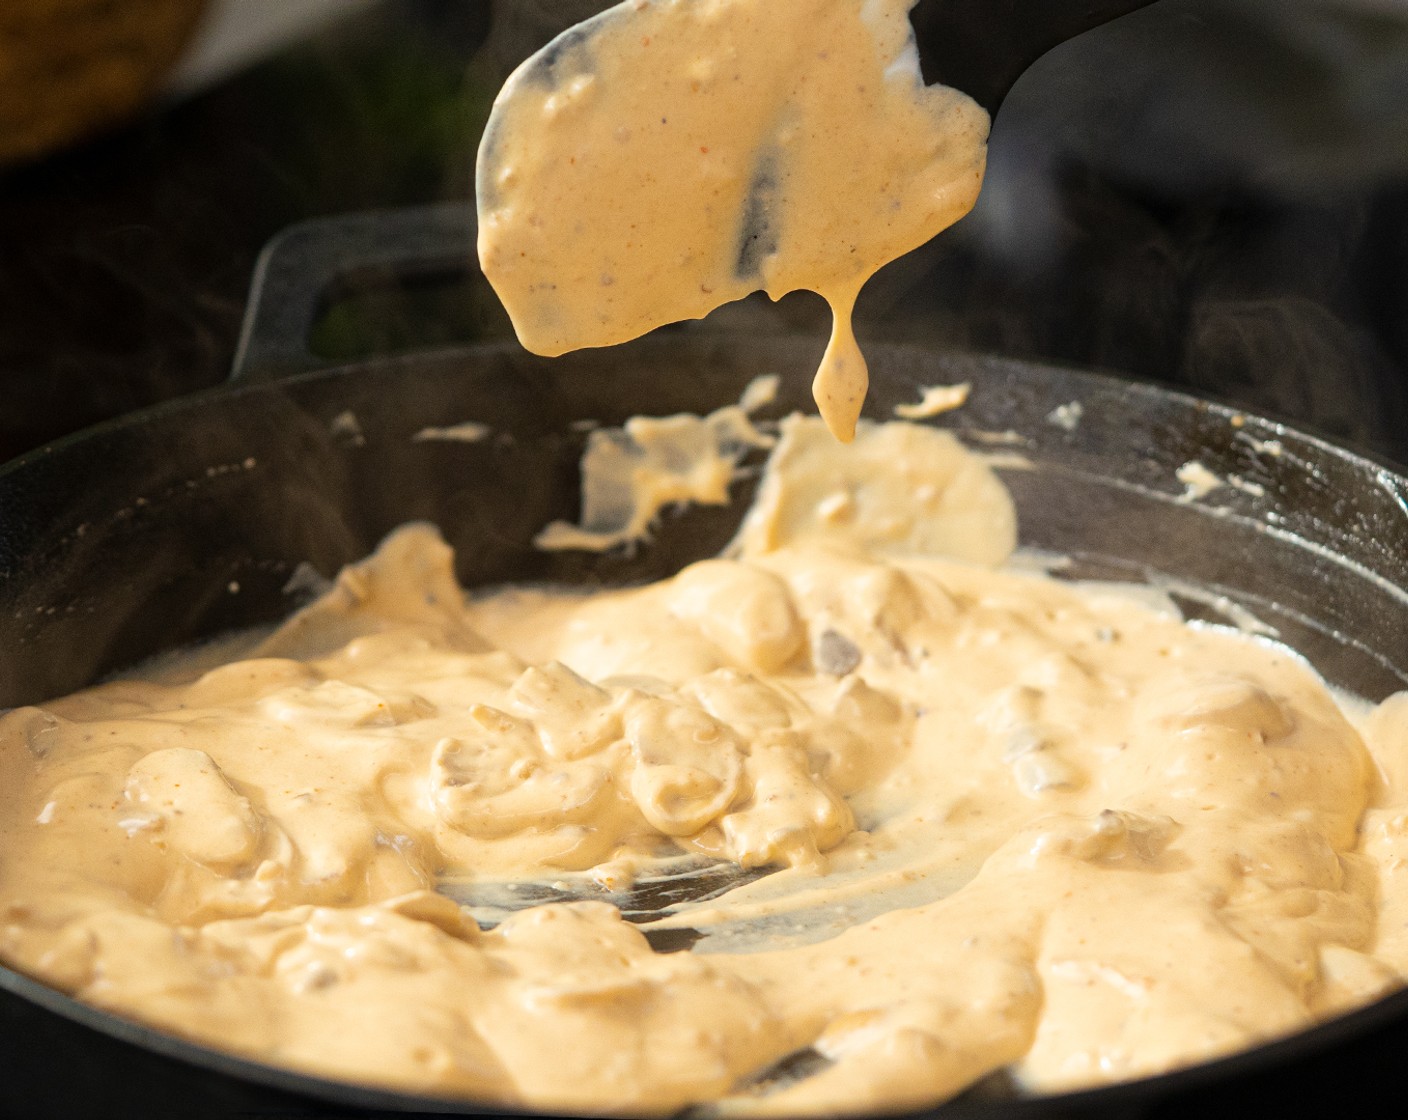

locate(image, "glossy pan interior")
[[2, 212, 1407, 1120]]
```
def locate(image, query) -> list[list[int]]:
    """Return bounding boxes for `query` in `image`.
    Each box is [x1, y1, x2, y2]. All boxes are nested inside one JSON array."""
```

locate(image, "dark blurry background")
[[0, 0, 1405, 464]]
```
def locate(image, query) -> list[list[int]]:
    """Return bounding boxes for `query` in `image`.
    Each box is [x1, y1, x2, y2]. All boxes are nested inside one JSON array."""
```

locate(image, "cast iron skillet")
[[2, 206, 1407, 1120]]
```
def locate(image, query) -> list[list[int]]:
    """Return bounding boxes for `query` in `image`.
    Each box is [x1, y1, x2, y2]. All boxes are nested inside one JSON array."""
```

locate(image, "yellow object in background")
[[0, 0, 206, 166]]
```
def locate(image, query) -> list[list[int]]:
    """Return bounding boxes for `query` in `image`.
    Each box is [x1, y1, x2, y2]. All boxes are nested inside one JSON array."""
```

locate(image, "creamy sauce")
[[476, 0, 988, 441], [2, 417, 1407, 1115], [535, 376, 776, 553], [894, 381, 971, 420]]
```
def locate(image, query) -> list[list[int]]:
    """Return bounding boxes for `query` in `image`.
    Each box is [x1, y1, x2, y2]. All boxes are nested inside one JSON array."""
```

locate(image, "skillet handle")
[[230, 203, 478, 381]]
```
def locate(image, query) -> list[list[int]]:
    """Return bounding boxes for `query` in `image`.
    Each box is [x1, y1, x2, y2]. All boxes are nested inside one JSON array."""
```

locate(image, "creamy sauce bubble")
[[476, 0, 989, 440]]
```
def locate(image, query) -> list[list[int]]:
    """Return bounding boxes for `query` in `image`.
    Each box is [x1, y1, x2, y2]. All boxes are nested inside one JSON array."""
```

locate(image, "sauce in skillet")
[[1, 415, 1406, 1115]]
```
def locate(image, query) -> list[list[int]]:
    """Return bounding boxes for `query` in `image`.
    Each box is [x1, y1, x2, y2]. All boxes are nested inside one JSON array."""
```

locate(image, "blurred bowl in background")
[[0, 0, 207, 167]]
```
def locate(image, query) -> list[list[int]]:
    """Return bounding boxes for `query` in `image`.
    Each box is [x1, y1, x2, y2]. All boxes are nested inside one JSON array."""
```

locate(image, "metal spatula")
[[482, 0, 1161, 165], [465, 0, 1161, 935], [909, 0, 1160, 117], [439, 855, 773, 952]]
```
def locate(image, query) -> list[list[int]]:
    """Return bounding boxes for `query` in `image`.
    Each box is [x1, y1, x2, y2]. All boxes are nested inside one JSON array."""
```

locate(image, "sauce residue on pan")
[[2, 416, 1407, 1115], [476, 0, 988, 441]]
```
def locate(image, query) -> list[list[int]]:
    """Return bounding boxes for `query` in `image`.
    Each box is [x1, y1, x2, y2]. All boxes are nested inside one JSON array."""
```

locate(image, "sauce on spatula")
[[476, 0, 988, 440]]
